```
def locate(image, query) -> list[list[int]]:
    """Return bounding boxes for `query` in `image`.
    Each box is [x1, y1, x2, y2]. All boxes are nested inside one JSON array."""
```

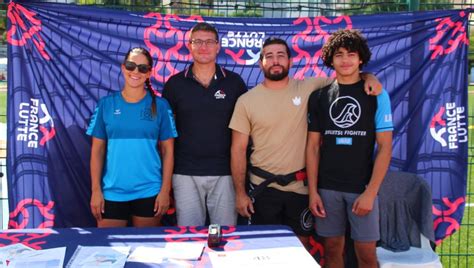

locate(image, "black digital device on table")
[[207, 224, 222, 248]]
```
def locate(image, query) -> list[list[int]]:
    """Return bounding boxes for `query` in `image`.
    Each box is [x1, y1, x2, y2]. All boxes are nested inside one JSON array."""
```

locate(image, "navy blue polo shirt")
[[163, 64, 247, 176]]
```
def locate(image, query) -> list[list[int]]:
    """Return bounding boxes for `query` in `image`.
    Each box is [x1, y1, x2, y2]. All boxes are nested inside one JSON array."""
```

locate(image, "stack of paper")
[[127, 242, 205, 266], [0, 243, 35, 267], [66, 246, 131, 268], [1, 246, 66, 268], [164, 242, 205, 260]]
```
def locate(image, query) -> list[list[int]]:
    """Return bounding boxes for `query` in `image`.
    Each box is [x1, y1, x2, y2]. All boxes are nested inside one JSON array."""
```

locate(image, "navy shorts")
[[251, 186, 314, 236], [315, 189, 380, 242], [102, 196, 157, 220]]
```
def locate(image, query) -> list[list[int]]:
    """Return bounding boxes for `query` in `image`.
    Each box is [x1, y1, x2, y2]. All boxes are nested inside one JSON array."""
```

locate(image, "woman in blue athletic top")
[[87, 47, 178, 227]]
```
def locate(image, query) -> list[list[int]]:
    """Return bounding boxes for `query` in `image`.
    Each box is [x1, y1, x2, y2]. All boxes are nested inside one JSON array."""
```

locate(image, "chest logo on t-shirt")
[[329, 96, 361, 128], [214, 90, 226, 99], [114, 109, 121, 115], [141, 108, 153, 121], [292, 96, 301, 106]]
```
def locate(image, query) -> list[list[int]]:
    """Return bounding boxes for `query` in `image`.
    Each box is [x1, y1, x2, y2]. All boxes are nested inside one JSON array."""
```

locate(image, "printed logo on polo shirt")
[[330, 96, 361, 128], [430, 102, 467, 150], [114, 109, 121, 115], [141, 108, 153, 121], [17, 99, 55, 148], [214, 90, 226, 99], [292, 96, 301, 106]]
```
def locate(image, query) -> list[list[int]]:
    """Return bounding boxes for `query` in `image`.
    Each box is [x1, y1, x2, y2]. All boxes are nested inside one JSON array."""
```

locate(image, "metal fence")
[[7, 0, 469, 16], [0, 0, 473, 267]]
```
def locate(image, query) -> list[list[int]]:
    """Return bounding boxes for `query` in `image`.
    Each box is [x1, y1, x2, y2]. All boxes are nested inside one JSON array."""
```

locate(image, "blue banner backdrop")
[[6, 2, 469, 243]]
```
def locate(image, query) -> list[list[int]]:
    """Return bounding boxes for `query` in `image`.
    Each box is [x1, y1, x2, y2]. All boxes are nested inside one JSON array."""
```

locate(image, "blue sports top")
[[87, 92, 178, 201]]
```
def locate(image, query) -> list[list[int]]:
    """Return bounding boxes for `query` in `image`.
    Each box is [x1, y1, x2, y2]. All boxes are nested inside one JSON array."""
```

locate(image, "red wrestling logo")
[[7, 3, 50, 60]]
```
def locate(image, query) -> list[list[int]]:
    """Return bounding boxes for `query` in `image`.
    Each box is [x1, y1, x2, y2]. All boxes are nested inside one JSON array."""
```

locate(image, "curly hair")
[[321, 29, 371, 69]]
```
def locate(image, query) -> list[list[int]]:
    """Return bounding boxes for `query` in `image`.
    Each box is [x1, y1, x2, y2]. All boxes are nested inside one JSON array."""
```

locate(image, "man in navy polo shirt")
[[163, 22, 247, 226]]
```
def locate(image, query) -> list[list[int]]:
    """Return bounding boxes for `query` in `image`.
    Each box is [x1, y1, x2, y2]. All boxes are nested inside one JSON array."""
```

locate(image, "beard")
[[263, 65, 289, 81]]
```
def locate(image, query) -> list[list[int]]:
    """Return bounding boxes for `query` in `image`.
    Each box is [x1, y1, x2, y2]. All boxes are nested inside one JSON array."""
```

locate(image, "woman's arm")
[[90, 137, 106, 221], [154, 138, 174, 216]]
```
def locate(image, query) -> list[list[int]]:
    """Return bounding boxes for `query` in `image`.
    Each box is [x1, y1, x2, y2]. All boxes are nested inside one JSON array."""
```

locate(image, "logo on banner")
[[429, 11, 469, 60], [17, 99, 56, 148], [7, 3, 51, 60], [430, 102, 467, 149], [222, 31, 265, 65], [330, 96, 361, 128], [143, 13, 202, 82], [9, 198, 55, 229], [292, 15, 352, 79], [433, 197, 465, 243]]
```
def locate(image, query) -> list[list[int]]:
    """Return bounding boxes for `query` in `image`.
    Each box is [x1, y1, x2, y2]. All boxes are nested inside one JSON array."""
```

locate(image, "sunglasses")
[[124, 61, 151, 74]]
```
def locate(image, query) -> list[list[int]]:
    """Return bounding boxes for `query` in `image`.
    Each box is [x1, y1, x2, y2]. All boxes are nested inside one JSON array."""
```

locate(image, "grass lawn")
[[0, 91, 6, 124], [437, 206, 474, 267]]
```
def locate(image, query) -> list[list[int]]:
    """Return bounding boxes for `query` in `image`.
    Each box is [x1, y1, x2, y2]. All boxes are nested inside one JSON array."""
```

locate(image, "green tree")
[[0, 9, 6, 45], [348, 0, 407, 15], [419, 0, 454, 11]]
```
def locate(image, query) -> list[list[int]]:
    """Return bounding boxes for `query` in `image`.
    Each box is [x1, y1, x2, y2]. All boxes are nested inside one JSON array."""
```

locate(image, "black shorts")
[[102, 196, 157, 220], [251, 186, 314, 236]]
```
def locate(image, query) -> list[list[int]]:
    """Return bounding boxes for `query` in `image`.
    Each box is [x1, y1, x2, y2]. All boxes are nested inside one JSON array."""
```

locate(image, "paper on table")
[[127, 246, 193, 267], [164, 242, 205, 260], [0, 243, 35, 267], [66, 246, 130, 268], [208, 247, 320, 268], [8, 247, 66, 268], [127, 242, 204, 263], [127, 247, 166, 263]]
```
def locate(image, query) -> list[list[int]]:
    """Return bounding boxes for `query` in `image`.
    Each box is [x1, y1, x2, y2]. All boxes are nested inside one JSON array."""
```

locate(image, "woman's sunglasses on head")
[[124, 61, 151, 74]]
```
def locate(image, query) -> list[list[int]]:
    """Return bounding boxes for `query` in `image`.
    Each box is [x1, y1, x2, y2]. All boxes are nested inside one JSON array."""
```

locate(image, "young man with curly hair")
[[230, 36, 383, 249], [306, 29, 393, 267]]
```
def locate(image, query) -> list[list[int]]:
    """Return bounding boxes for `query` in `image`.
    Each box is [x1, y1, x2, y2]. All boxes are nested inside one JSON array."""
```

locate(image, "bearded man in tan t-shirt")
[[229, 37, 381, 248]]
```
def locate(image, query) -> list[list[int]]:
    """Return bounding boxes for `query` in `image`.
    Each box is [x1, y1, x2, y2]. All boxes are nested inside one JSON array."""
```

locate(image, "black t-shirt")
[[163, 64, 247, 176], [308, 80, 377, 193]]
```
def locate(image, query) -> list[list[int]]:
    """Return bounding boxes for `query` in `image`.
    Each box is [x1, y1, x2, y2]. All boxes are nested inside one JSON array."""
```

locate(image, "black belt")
[[248, 165, 307, 199]]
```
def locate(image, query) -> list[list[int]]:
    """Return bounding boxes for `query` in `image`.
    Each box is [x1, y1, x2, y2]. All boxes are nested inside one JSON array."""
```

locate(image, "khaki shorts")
[[173, 174, 237, 226]]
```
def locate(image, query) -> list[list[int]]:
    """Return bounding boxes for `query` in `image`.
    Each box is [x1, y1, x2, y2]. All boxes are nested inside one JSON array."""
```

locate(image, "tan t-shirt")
[[229, 77, 331, 194]]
